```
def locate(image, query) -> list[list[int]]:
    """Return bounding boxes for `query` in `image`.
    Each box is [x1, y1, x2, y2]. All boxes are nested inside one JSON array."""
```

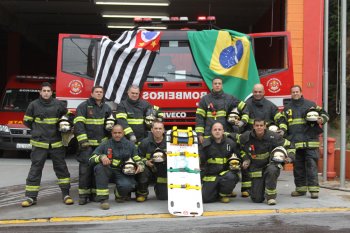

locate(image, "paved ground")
[[0, 157, 350, 225]]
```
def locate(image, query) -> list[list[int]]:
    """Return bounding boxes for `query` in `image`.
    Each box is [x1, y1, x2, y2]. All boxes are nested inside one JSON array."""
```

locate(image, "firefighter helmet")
[[122, 158, 137, 175], [227, 153, 241, 171], [145, 107, 157, 128], [58, 115, 72, 133], [270, 146, 288, 163], [105, 114, 116, 131], [268, 124, 279, 133], [227, 108, 240, 125], [151, 148, 166, 163], [305, 108, 320, 122]]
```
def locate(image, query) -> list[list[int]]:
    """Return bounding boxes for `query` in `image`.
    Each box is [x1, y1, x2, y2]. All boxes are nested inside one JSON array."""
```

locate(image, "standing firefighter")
[[116, 85, 162, 144], [200, 122, 241, 203], [21, 82, 73, 207], [74, 86, 112, 205], [239, 119, 295, 205], [240, 83, 287, 198], [284, 85, 329, 199], [89, 124, 145, 210], [138, 120, 167, 201], [195, 77, 249, 145]]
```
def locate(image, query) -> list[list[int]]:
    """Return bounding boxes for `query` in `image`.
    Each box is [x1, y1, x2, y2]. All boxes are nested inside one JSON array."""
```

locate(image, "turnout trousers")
[[77, 146, 96, 198]]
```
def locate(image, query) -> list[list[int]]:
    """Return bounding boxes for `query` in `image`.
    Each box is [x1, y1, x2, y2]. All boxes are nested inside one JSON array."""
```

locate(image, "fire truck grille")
[[13, 138, 31, 143], [10, 129, 31, 135]]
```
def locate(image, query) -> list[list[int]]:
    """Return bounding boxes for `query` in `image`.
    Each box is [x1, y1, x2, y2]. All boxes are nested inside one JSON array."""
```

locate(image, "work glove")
[[135, 161, 145, 173], [236, 121, 245, 128], [129, 134, 137, 144], [79, 141, 90, 150]]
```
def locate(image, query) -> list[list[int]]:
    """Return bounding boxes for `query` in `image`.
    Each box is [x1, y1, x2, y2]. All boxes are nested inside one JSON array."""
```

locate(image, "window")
[[1, 89, 40, 112]]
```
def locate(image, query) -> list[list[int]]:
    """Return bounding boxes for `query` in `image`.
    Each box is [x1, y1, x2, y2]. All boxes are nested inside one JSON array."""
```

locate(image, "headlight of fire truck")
[[0, 125, 10, 133]]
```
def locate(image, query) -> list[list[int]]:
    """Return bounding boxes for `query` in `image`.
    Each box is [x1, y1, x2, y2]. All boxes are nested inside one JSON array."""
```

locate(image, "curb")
[[1, 207, 350, 225]]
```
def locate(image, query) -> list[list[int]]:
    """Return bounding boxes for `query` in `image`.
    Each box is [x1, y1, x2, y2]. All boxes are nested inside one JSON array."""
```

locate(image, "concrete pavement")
[[1, 157, 350, 225]]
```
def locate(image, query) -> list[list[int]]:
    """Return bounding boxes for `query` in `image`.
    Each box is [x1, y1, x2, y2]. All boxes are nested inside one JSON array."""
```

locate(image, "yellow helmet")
[[227, 153, 241, 171]]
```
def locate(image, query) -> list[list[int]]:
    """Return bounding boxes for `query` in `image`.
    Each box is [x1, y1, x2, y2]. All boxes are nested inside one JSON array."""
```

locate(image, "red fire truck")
[[56, 28, 294, 127], [0, 75, 55, 156]]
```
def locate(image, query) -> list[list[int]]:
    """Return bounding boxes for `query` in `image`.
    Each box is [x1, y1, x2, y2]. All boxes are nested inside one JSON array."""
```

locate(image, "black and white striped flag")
[[94, 30, 162, 103]]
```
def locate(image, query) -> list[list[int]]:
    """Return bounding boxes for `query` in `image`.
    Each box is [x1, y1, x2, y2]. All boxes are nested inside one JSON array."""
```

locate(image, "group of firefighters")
[[20, 77, 329, 210]]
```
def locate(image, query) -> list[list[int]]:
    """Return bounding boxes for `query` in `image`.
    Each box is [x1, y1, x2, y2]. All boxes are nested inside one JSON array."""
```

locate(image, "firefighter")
[[89, 124, 145, 210], [283, 85, 329, 199], [21, 82, 73, 207], [137, 120, 167, 201], [74, 85, 112, 205], [239, 83, 287, 198], [116, 85, 163, 144], [200, 122, 241, 203], [195, 77, 249, 145], [239, 118, 295, 205]]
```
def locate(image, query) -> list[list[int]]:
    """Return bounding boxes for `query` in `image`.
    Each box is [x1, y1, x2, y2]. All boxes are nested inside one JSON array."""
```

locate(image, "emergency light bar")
[[133, 15, 215, 26], [197, 16, 216, 23]]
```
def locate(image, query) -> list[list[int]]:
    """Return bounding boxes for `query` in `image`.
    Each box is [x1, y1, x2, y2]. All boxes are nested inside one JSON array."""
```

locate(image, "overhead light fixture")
[[107, 25, 167, 30], [102, 14, 167, 19], [96, 1, 169, 6]]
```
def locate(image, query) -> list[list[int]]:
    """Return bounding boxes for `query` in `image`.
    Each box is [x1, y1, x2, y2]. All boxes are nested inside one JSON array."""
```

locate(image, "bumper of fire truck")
[[0, 127, 32, 151]]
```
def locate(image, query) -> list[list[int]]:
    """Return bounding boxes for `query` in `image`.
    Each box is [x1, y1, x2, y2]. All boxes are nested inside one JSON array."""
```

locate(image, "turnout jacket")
[[283, 96, 329, 149], [74, 97, 112, 146], [245, 97, 287, 131], [239, 130, 295, 171], [200, 136, 240, 176], [116, 97, 162, 141], [195, 90, 249, 136], [138, 133, 166, 163], [89, 137, 143, 168], [24, 97, 68, 149]]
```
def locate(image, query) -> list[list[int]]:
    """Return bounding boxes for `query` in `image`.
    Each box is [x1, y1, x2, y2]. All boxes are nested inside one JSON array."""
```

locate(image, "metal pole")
[[323, 0, 329, 182], [339, 0, 347, 188]]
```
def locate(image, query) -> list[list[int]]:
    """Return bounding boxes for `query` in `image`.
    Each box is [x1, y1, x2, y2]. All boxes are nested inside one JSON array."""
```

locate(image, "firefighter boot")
[[241, 191, 250, 198], [136, 196, 147, 202], [267, 199, 277, 205], [100, 200, 110, 210], [79, 197, 88, 205], [310, 192, 319, 199], [291, 191, 306, 197], [63, 195, 74, 205], [21, 197, 37, 207], [220, 197, 230, 203]]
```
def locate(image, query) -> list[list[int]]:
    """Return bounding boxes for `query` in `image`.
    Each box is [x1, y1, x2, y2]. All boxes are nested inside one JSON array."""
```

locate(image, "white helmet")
[[305, 108, 319, 122], [268, 124, 279, 133], [227, 153, 241, 171], [58, 116, 71, 133], [105, 114, 116, 131], [227, 108, 240, 125], [122, 158, 137, 175], [151, 148, 166, 163], [270, 146, 288, 163]]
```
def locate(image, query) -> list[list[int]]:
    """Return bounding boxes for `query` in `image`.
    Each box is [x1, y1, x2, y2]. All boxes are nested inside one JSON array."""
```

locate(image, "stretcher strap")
[[168, 183, 201, 190], [167, 151, 199, 158], [168, 167, 200, 174]]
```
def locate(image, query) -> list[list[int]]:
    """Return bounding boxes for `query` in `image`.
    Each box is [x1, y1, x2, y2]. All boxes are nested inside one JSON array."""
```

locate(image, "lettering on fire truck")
[[142, 91, 207, 100], [8, 120, 23, 124], [164, 112, 186, 118]]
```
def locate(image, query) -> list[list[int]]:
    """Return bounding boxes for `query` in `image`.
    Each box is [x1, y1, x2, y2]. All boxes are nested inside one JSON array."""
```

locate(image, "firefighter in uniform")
[[195, 77, 249, 145], [21, 82, 73, 207], [284, 85, 329, 199], [240, 83, 287, 198], [239, 118, 295, 205], [116, 85, 163, 144], [74, 86, 112, 205], [89, 124, 145, 210], [200, 122, 241, 203], [138, 120, 167, 201]]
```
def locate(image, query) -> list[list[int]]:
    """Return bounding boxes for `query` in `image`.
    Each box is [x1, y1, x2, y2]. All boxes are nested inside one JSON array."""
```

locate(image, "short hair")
[[212, 77, 223, 83], [112, 124, 124, 131], [41, 82, 52, 90], [151, 119, 164, 128], [128, 85, 140, 92], [253, 118, 266, 125], [291, 85, 302, 92], [210, 121, 224, 131], [91, 85, 104, 93]]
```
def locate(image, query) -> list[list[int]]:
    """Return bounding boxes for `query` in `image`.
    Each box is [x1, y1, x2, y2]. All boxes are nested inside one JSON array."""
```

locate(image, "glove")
[[136, 161, 145, 173], [242, 160, 250, 169], [80, 141, 90, 150], [284, 157, 293, 164], [276, 129, 285, 137], [236, 121, 245, 127], [129, 135, 137, 144]]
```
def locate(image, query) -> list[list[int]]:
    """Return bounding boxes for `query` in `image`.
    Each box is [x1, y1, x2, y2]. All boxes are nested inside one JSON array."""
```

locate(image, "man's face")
[[151, 122, 165, 139], [211, 123, 224, 140], [253, 121, 266, 137], [128, 87, 140, 101], [291, 87, 302, 100], [212, 79, 223, 92], [111, 125, 124, 141], [253, 84, 265, 100], [40, 86, 53, 100], [91, 88, 104, 101]]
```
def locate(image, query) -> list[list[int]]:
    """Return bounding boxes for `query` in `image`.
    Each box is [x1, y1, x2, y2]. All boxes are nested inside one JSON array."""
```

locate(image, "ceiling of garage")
[[0, 0, 275, 48]]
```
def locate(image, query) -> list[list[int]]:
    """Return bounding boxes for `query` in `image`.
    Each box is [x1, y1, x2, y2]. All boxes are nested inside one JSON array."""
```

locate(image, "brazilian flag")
[[188, 30, 260, 100]]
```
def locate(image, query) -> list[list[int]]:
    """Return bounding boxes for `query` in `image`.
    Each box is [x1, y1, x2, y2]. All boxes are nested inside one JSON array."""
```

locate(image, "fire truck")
[[0, 75, 55, 156], [56, 18, 294, 127]]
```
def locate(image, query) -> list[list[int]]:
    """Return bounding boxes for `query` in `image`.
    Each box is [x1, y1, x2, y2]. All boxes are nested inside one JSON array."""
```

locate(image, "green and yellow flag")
[[188, 29, 260, 100]]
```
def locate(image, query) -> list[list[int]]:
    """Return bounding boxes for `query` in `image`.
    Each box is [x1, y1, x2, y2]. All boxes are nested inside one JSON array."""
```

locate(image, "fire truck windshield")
[[1, 89, 39, 111], [147, 41, 202, 82]]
